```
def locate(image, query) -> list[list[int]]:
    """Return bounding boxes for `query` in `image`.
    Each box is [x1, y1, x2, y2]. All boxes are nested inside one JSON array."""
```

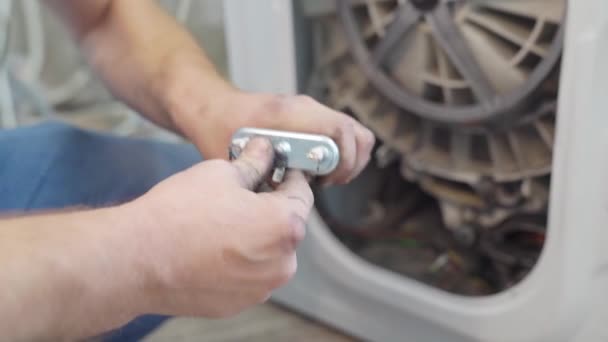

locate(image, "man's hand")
[[172, 91, 376, 186], [130, 137, 313, 317], [0, 138, 313, 340]]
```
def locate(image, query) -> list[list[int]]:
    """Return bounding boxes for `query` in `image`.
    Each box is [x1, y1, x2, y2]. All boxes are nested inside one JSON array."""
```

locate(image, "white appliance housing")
[[223, 1, 608, 341]]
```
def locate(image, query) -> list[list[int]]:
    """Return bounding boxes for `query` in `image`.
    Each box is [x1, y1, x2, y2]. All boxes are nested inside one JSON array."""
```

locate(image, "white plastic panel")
[[225, 0, 608, 341], [223, 0, 297, 94]]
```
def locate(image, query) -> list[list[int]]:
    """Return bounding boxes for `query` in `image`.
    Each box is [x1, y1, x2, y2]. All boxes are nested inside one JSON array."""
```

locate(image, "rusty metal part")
[[479, 215, 546, 288], [433, 176, 549, 229]]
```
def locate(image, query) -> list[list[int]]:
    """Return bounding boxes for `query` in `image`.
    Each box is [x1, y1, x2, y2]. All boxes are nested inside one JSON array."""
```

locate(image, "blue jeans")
[[0, 121, 202, 341]]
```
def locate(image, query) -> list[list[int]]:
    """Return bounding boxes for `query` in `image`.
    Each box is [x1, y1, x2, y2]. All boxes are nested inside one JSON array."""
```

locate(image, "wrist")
[[5, 206, 157, 338], [108, 201, 166, 315], [79, 205, 155, 320], [158, 50, 239, 142], [117, 195, 190, 314]]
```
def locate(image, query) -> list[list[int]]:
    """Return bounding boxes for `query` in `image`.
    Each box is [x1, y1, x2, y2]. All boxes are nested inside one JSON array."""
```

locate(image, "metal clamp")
[[229, 127, 340, 182]]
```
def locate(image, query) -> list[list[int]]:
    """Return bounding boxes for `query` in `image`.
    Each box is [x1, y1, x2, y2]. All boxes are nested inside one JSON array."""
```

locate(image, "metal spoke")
[[465, 12, 548, 57], [426, 4, 495, 101], [371, 2, 420, 65], [469, 0, 564, 24]]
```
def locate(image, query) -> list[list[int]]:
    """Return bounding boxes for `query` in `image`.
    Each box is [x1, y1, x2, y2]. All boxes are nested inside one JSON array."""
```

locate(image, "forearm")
[[48, 0, 234, 135], [0, 206, 150, 341]]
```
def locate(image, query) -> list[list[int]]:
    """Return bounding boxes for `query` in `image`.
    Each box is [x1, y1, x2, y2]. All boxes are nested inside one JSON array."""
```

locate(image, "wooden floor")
[[143, 304, 355, 342]]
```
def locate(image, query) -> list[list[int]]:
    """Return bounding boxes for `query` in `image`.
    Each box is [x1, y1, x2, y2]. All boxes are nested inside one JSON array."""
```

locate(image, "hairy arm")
[[45, 0, 232, 135], [46, 0, 375, 186], [0, 206, 150, 341]]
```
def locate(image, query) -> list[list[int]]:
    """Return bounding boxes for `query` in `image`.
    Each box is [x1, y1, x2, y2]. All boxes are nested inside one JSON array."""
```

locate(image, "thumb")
[[231, 137, 275, 190]]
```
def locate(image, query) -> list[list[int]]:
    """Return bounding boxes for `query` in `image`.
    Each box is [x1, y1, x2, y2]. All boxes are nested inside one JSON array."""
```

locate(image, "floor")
[[143, 304, 355, 342]]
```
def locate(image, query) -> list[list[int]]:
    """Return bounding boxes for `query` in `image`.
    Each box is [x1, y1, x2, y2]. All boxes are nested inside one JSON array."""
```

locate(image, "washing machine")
[[224, 1, 608, 341]]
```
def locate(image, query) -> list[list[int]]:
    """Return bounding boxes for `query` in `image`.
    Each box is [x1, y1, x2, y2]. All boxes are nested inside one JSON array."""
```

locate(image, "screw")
[[272, 167, 286, 183], [275, 141, 291, 155], [307, 146, 329, 162], [231, 137, 250, 150], [230, 137, 250, 159]]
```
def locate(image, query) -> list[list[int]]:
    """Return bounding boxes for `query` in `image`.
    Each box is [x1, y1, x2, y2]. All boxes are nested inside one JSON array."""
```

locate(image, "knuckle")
[[364, 129, 376, 149], [344, 121, 357, 142], [332, 118, 350, 138], [276, 208, 293, 228], [286, 185, 314, 211], [257, 94, 287, 121], [290, 213, 307, 244], [269, 210, 307, 250], [341, 151, 357, 170], [234, 157, 262, 181], [284, 213, 307, 247], [270, 256, 298, 288]]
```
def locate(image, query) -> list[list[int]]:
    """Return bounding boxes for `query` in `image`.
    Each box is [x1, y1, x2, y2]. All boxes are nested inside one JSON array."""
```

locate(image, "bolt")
[[272, 167, 286, 183], [307, 146, 329, 162], [231, 137, 250, 150], [275, 141, 291, 155], [230, 137, 251, 159]]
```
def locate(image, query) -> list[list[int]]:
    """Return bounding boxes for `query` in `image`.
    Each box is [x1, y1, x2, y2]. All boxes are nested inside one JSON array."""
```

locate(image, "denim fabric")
[[0, 121, 202, 341]]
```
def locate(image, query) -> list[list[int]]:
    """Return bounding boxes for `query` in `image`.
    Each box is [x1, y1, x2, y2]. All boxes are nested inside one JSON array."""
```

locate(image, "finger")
[[349, 119, 376, 182], [231, 137, 275, 190], [255, 96, 359, 185], [268, 253, 298, 289], [267, 171, 313, 250], [323, 116, 357, 186], [272, 170, 314, 219], [304, 173, 314, 183]]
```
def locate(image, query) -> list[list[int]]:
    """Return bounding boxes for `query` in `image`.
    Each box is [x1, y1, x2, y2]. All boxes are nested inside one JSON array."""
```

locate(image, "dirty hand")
[[174, 90, 376, 186], [128, 137, 313, 318]]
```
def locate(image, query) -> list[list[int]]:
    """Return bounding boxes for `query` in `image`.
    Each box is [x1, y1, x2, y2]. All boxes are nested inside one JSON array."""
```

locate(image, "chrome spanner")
[[229, 128, 340, 183]]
